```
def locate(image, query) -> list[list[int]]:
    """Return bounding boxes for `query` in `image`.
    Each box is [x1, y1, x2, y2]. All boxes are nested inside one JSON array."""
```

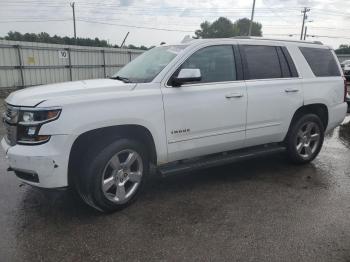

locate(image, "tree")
[[127, 44, 137, 49], [233, 18, 262, 37], [2, 31, 149, 50], [195, 17, 235, 38], [194, 17, 263, 39], [335, 44, 350, 54]]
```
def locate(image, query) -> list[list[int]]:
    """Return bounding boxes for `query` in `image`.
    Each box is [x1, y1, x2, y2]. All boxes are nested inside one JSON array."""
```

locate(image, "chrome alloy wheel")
[[101, 149, 143, 204], [295, 121, 321, 160]]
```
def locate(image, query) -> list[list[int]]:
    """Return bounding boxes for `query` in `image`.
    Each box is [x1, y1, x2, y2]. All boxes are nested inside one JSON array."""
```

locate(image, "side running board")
[[158, 144, 286, 177]]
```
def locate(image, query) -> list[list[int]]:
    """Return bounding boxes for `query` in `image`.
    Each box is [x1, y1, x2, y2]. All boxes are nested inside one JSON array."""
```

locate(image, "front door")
[[161, 45, 247, 161]]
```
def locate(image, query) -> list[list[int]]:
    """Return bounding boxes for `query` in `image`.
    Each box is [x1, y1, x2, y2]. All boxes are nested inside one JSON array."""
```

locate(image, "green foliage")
[[195, 17, 235, 38], [233, 18, 262, 37], [4, 31, 110, 47], [2, 31, 149, 50], [126, 44, 148, 50], [335, 44, 350, 54], [194, 17, 262, 39]]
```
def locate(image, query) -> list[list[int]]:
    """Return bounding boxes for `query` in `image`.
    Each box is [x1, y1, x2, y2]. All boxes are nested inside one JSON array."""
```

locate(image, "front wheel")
[[286, 114, 324, 164], [76, 138, 149, 212]]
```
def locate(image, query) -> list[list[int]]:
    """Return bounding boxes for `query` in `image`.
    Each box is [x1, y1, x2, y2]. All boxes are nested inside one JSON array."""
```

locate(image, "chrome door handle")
[[225, 93, 244, 99], [285, 89, 299, 93]]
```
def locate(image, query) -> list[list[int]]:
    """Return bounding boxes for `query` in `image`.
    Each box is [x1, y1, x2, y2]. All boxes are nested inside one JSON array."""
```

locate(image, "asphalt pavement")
[[0, 108, 350, 261]]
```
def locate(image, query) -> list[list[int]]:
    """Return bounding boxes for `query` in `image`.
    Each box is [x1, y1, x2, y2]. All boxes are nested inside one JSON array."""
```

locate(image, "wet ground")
[[0, 110, 350, 261]]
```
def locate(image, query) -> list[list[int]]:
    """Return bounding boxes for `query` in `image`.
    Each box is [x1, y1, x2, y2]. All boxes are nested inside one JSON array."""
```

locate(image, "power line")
[[1, 0, 348, 18], [0, 19, 71, 23], [77, 19, 194, 32]]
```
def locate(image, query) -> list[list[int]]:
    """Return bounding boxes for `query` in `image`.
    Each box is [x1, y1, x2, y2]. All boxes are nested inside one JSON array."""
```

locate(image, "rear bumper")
[[1, 135, 75, 188], [326, 102, 348, 133]]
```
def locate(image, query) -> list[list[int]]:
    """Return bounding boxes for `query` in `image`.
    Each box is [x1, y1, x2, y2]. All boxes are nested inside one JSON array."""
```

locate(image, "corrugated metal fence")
[[0, 40, 143, 97]]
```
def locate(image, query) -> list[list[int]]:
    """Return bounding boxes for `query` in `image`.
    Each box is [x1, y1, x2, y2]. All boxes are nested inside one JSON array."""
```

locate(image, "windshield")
[[112, 45, 187, 83]]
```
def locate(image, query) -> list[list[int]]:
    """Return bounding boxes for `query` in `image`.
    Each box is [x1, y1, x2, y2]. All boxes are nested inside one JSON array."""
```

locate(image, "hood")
[[6, 79, 136, 107]]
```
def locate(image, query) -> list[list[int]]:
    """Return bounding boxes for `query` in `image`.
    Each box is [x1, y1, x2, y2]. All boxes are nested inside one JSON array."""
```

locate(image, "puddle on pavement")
[[338, 117, 350, 148], [325, 115, 350, 149]]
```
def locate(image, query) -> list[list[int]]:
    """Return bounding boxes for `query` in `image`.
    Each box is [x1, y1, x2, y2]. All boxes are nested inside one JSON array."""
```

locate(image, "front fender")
[[39, 89, 168, 164]]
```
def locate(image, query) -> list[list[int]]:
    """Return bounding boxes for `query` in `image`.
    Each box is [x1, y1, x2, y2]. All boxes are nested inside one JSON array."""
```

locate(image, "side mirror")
[[172, 68, 201, 87]]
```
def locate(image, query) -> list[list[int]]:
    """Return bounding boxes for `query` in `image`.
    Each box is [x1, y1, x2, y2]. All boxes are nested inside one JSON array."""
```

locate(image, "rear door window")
[[240, 45, 298, 80], [299, 47, 341, 77], [241, 45, 282, 80]]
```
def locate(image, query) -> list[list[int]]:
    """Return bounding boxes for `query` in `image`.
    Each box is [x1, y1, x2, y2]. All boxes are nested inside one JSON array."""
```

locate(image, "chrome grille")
[[5, 104, 18, 123], [3, 104, 18, 146]]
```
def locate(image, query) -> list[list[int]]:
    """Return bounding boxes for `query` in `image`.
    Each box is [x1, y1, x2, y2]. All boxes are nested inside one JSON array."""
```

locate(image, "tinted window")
[[299, 47, 341, 77], [242, 45, 282, 80], [179, 45, 236, 83]]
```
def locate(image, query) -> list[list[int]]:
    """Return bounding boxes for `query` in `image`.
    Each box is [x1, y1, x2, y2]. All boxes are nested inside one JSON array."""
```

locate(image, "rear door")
[[239, 44, 303, 147]]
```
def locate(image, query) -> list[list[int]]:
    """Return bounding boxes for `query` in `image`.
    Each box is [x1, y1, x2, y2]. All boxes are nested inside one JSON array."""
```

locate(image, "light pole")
[[248, 0, 256, 36], [304, 20, 313, 40], [300, 7, 310, 40], [70, 2, 77, 44]]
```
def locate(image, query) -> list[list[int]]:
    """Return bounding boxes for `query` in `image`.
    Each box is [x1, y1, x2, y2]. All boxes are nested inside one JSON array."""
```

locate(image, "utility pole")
[[120, 32, 130, 48], [70, 2, 77, 44], [303, 26, 308, 40], [248, 0, 256, 36], [300, 7, 310, 40]]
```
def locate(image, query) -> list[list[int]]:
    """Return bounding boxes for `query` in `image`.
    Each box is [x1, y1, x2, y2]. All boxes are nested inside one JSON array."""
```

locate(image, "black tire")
[[75, 138, 149, 212], [286, 114, 324, 164]]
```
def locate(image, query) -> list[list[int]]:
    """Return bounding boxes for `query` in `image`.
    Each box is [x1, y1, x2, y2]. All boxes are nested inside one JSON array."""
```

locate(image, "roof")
[[232, 36, 323, 45], [179, 36, 326, 48]]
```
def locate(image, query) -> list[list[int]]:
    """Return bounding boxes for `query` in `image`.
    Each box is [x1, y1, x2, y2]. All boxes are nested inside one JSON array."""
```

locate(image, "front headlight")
[[17, 108, 61, 144]]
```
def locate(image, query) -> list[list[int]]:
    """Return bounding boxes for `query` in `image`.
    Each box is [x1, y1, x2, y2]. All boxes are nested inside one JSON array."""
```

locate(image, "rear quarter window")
[[299, 47, 341, 77]]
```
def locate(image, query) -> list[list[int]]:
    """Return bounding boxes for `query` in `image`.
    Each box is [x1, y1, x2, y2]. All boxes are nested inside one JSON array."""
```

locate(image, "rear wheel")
[[75, 138, 148, 212], [286, 114, 324, 164]]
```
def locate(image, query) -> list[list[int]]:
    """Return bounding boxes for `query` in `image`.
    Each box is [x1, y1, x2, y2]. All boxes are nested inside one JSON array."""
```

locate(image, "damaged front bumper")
[[1, 135, 74, 188]]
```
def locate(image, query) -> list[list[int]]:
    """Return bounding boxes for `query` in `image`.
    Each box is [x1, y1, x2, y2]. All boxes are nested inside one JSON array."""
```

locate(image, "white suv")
[[2, 38, 347, 212]]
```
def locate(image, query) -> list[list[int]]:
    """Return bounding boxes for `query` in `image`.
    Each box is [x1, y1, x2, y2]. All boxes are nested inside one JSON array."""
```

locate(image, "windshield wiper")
[[110, 75, 132, 83]]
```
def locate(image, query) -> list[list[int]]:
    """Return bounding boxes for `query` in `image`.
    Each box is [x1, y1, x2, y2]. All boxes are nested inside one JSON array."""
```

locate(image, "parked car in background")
[[2, 37, 348, 212], [346, 85, 350, 110], [341, 60, 350, 81], [342, 60, 350, 111]]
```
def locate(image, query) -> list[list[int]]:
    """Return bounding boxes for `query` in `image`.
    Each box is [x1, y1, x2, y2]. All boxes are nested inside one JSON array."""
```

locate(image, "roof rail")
[[231, 36, 323, 45]]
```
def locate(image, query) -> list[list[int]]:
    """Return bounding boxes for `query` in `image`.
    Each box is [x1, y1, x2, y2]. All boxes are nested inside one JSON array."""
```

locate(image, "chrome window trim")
[[163, 43, 240, 88]]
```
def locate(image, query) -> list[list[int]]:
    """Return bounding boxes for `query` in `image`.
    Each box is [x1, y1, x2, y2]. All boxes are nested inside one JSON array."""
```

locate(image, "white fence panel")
[[0, 40, 143, 96]]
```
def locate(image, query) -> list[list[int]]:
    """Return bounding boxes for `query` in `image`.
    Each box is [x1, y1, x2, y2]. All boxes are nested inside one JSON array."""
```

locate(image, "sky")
[[0, 0, 349, 49]]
